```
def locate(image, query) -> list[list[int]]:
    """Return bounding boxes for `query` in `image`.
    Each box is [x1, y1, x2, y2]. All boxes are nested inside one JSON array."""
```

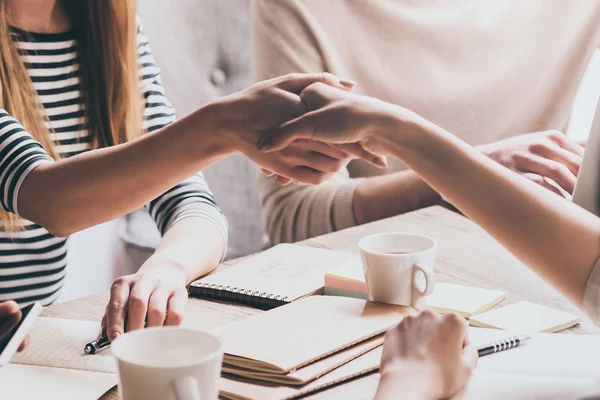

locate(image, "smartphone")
[[0, 302, 42, 367]]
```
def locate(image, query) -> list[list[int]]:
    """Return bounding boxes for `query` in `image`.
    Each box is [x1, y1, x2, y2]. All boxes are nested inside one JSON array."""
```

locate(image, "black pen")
[[84, 336, 110, 354], [478, 335, 531, 357]]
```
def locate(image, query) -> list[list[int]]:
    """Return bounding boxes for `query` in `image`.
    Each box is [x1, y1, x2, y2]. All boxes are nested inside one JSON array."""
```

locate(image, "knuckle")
[[111, 276, 127, 288], [168, 310, 184, 325], [546, 130, 564, 142], [107, 299, 126, 313], [320, 72, 336, 85], [528, 142, 547, 154], [443, 312, 464, 326], [284, 72, 302, 82], [400, 315, 414, 327], [421, 309, 437, 319], [548, 163, 566, 176], [148, 306, 166, 321], [129, 295, 146, 309]]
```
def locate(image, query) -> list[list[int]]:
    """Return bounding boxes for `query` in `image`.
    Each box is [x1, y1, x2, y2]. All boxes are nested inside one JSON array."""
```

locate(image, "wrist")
[[138, 255, 189, 285], [377, 361, 443, 400], [187, 100, 243, 157]]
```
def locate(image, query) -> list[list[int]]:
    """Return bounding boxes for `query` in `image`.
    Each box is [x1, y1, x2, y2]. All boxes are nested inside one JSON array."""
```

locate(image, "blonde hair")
[[0, 0, 143, 230]]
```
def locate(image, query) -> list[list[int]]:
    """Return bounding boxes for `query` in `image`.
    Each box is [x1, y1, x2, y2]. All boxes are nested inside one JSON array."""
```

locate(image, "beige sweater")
[[253, 0, 600, 244]]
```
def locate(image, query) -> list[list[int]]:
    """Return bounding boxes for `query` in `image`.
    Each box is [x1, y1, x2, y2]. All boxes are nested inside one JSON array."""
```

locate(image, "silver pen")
[[84, 336, 110, 354]]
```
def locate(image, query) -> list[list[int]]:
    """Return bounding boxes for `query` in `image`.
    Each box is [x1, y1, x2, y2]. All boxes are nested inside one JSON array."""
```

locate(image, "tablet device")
[[0, 302, 42, 367], [573, 97, 600, 216]]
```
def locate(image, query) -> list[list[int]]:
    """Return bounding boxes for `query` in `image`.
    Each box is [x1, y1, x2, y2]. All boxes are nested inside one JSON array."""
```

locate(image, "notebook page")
[[469, 327, 600, 379], [456, 372, 593, 400], [197, 244, 356, 300], [0, 363, 116, 400], [11, 317, 115, 373]]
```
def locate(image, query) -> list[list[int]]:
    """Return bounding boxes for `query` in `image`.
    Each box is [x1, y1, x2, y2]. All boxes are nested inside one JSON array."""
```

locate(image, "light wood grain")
[[41, 206, 599, 400]]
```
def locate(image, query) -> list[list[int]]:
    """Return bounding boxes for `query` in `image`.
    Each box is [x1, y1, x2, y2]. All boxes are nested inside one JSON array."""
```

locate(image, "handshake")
[[210, 72, 584, 195], [209, 72, 391, 187]]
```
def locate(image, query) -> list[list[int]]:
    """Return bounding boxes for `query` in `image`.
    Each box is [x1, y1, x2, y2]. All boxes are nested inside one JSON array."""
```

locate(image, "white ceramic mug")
[[359, 232, 437, 309], [111, 327, 223, 400]]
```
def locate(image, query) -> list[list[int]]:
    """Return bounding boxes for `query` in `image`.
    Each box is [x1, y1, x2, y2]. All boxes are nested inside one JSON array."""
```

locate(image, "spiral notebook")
[[189, 244, 356, 309]]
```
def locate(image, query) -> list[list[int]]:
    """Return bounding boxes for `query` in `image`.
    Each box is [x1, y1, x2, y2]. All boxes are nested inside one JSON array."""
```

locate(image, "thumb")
[[462, 343, 479, 372], [0, 301, 19, 317], [276, 72, 356, 94], [257, 111, 322, 152]]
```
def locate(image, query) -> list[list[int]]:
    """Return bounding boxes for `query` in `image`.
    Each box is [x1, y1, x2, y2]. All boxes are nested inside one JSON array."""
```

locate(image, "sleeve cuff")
[[583, 256, 600, 327], [331, 181, 359, 231], [12, 157, 53, 216]]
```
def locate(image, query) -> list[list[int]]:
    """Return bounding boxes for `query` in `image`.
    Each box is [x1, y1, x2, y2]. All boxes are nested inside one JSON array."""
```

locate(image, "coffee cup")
[[111, 327, 223, 400], [358, 232, 437, 309]]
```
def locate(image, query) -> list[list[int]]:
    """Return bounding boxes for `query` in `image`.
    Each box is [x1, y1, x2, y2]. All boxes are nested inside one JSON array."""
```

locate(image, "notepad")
[[222, 334, 384, 386], [325, 261, 505, 317], [215, 296, 413, 376], [220, 345, 383, 400], [190, 244, 357, 309], [469, 301, 580, 333], [6, 317, 117, 399]]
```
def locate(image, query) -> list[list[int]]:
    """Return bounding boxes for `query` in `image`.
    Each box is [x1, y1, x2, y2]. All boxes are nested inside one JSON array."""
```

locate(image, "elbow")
[[38, 217, 77, 238], [21, 206, 78, 238], [44, 223, 76, 238]]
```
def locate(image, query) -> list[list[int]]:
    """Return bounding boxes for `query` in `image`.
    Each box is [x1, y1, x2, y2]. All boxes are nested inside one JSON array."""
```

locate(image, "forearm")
[[139, 217, 225, 284], [353, 170, 441, 224], [381, 109, 600, 306], [18, 103, 232, 237]]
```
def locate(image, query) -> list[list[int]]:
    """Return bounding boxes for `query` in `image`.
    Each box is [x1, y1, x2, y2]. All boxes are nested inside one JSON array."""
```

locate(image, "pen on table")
[[84, 336, 110, 354], [477, 335, 531, 357]]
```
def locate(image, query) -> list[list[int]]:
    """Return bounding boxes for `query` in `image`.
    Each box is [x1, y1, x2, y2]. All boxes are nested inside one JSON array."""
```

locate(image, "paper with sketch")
[[11, 317, 115, 373], [0, 363, 117, 400]]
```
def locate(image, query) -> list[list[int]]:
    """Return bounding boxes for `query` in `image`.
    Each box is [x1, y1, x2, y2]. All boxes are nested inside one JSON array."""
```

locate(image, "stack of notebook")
[[214, 296, 414, 400]]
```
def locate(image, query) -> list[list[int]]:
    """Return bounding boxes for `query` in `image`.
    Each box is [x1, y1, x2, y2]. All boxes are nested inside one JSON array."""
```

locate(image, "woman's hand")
[[256, 82, 401, 156], [102, 260, 188, 342], [0, 301, 28, 351], [213, 74, 385, 184], [476, 130, 584, 196], [375, 310, 477, 400]]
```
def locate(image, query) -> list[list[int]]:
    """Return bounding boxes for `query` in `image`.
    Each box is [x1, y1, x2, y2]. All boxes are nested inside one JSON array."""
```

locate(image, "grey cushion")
[[127, 0, 264, 264]]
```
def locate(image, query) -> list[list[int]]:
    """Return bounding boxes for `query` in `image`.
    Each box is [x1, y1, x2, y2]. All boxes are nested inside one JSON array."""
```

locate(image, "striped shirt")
[[0, 22, 228, 306]]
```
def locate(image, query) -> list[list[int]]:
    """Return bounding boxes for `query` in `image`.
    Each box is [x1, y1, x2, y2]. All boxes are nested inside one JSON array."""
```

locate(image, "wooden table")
[[41, 206, 599, 400]]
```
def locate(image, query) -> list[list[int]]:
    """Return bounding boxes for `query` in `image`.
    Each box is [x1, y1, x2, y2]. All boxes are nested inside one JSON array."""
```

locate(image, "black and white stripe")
[[0, 22, 227, 306]]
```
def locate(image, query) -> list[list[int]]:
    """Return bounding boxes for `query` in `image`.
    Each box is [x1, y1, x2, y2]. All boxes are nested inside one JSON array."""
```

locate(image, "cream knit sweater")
[[252, 0, 600, 244]]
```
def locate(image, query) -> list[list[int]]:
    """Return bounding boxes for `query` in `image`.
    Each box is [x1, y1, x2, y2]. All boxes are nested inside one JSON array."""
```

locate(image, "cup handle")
[[172, 376, 200, 400], [412, 263, 436, 297]]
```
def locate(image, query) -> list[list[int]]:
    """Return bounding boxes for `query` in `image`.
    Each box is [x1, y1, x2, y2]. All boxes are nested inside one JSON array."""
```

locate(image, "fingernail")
[[374, 156, 388, 168], [111, 332, 121, 342], [257, 135, 272, 151], [340, 79, 357, 88]]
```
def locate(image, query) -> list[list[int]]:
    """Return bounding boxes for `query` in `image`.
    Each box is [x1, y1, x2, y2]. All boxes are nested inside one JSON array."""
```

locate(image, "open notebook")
[[3, 317, 116, 399], [220, 327, 600, 400], [215, 296, 412, 377], [189, 244, 356, 309]]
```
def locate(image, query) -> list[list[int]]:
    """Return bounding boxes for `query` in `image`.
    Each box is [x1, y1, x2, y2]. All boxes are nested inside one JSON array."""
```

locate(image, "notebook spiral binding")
[[189, 283, 291, 310]]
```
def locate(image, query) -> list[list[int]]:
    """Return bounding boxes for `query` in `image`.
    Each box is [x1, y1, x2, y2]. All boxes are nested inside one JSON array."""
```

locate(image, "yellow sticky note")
[[425, 283, 506, 318]]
